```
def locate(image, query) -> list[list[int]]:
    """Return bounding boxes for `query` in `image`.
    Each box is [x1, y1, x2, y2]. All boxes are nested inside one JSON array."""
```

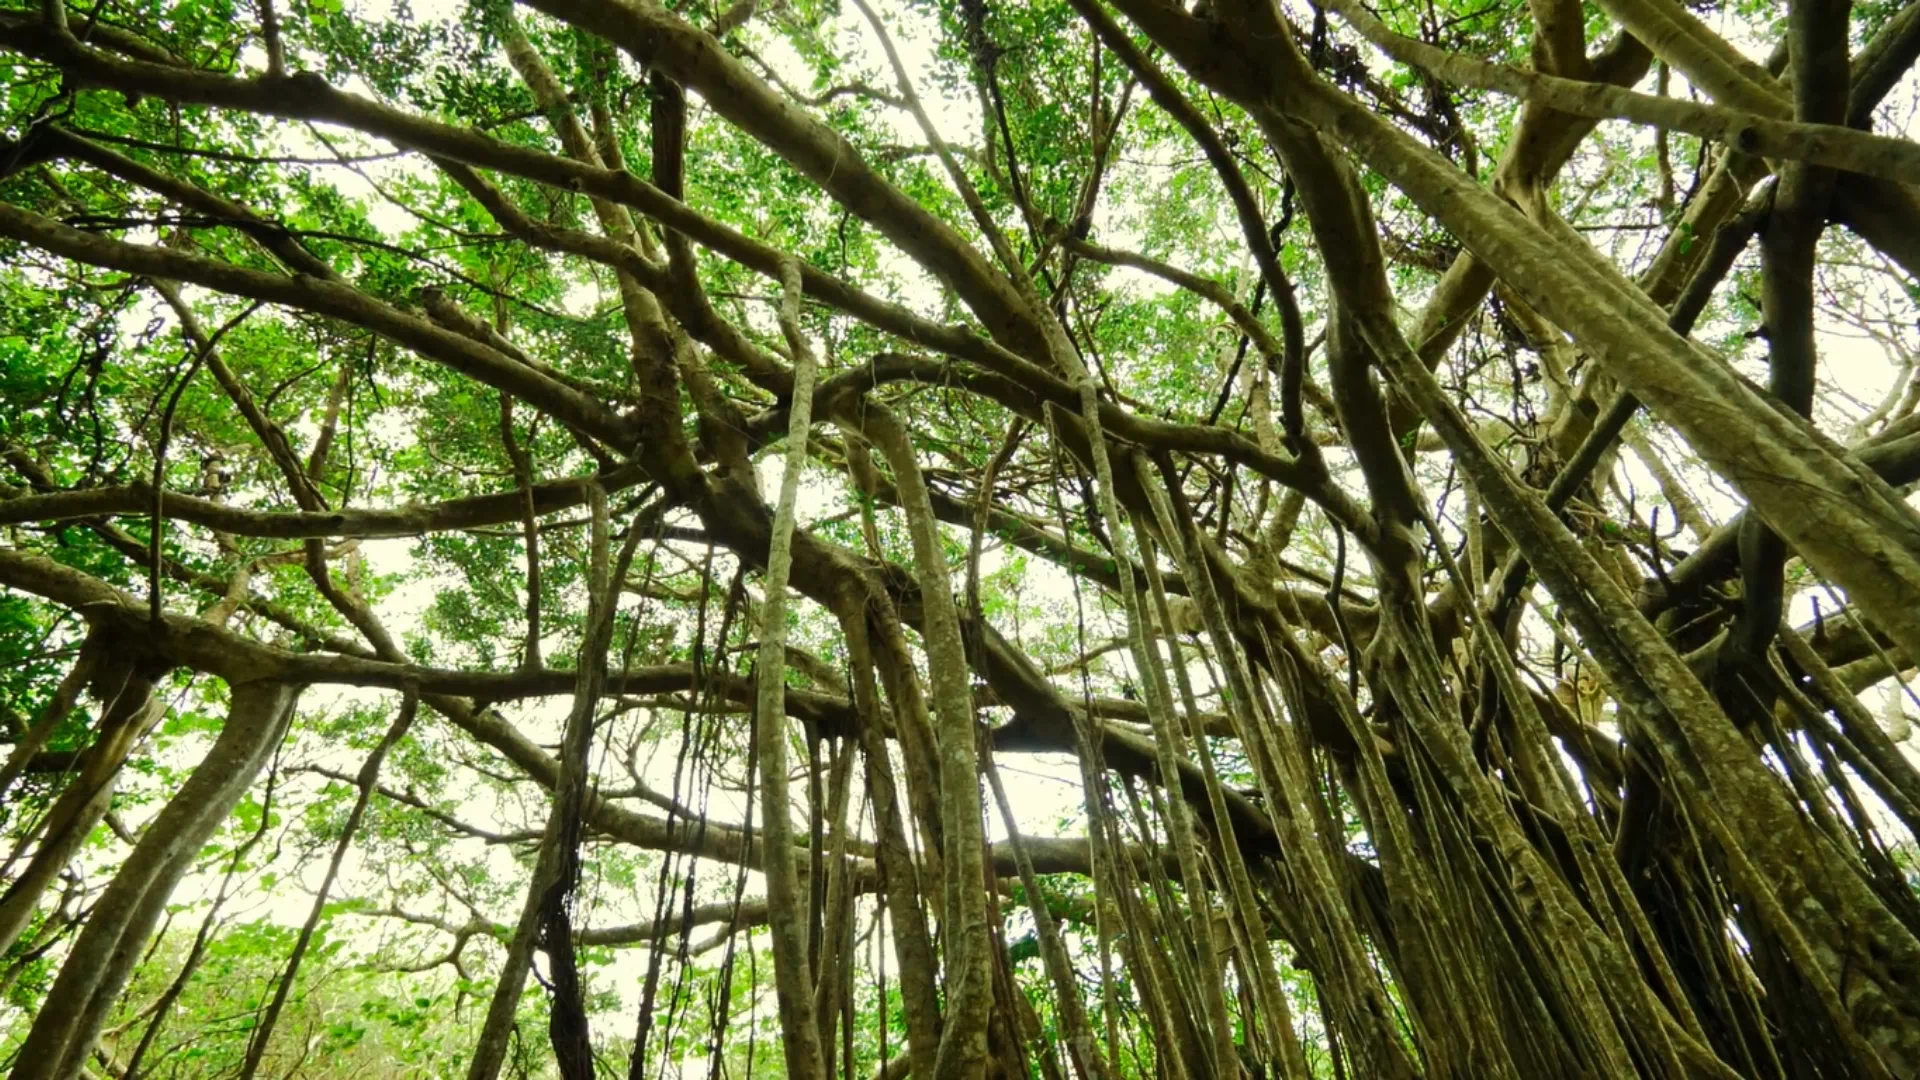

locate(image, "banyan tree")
[[2, 0, 1919, 1074]]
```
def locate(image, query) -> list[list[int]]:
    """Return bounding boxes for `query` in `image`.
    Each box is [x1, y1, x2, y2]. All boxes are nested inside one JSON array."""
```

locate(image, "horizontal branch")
[[0, 467, 645, 540], [0, 546, 846, 725]]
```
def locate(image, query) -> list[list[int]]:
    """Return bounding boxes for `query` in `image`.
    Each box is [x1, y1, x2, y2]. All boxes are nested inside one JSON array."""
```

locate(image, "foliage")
[[0, 0, 1918, 1077]]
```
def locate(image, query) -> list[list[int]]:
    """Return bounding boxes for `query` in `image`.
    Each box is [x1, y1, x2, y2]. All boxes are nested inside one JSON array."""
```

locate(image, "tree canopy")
[[2, 0, 1920, 1076]]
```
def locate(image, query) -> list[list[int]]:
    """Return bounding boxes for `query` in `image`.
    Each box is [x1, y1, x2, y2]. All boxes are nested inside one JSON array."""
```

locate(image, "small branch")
[[256, 0, 284, 78], [148, 293, 264, 623]]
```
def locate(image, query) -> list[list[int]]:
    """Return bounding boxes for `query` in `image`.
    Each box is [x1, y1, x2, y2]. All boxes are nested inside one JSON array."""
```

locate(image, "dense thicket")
[[2, 0, 1919, 1076]]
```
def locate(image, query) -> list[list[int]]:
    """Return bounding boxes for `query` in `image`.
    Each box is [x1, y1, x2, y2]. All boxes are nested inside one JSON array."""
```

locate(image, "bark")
[[9, 680, 300, 1080], [859, 407, 993, 1080], [0, 642, 169, 959], [3, 1, 1919, 1076], [467, 482, 617, 1080], [744, 261, 831, 1080], [1325, 0, 1920, 184], [1147, 0, 1920, 670]]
